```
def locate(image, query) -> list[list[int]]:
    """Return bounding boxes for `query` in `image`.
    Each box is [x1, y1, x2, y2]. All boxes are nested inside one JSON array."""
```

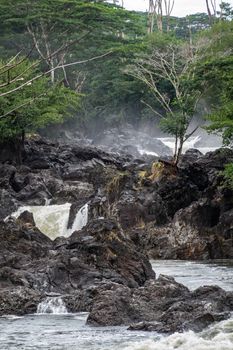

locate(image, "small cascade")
[[37, 297, 68, 314], [44, 198, 52, 206], [69, 203, 88, 233], [8, 203, 89, 240]]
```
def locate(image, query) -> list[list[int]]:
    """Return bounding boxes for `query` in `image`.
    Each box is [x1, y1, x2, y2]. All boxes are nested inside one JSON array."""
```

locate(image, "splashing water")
[[1, 261, 233, 350], [8, 203, 88, 240], [157, 136, 201, 153], [138, 149, 158, 157], [67, 203, 88, 235], [157, 135, 221, 155], [37, 297, 68, 314], [122, 318, 233, 350]]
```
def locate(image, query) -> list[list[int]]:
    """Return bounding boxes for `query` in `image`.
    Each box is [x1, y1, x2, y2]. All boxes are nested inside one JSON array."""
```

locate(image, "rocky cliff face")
[[0, 136, 233, 331]]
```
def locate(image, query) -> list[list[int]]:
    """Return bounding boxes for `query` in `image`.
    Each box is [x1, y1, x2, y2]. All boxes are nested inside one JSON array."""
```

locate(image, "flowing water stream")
[[138, 135, 221, 157], [1, 260, 233, 350], [157, 136, 221, 155]]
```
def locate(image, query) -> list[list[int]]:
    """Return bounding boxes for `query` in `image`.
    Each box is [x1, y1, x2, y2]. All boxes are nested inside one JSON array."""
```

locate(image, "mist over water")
[[61, 122, 222, 158], [92, 123, 222, 157], [44, 114, 223, 158]]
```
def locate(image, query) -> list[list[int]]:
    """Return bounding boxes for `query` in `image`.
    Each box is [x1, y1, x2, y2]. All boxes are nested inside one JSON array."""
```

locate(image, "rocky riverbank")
[[0, 136, 233, 332]]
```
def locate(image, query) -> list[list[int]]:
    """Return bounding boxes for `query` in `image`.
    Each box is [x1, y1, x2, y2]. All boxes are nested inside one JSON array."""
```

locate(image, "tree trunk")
[[174, 138, 184, 165], [148, 0, 156, 34], [164, 0, 175, 32], [0, 135, 24, 165], [157, 0, 163, 32], [205, 0, 216, 24], [174, 133, 178, 160]]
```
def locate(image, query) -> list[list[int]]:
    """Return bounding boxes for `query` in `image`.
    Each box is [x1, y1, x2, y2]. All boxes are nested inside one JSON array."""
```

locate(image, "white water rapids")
[[3, 201, 233, 350], [1, 260, 232, 350], [157, 135, 220, 155], [138, 135, 221, 157], [37, 297, 68, 315], [9, 203, 88, 240]]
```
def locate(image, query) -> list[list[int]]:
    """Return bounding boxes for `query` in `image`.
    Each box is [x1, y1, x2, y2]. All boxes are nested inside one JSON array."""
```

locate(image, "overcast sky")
[[123, 0, 233, 17]]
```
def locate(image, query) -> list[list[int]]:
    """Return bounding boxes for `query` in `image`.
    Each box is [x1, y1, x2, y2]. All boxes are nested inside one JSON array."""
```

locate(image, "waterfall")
[[8, 203, 88, 240], [68, 203, 88, 234], [37, 297, 68, 314]]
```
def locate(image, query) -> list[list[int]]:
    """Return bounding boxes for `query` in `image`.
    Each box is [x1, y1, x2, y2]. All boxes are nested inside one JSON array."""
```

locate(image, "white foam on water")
[[139, 149, 158, 157], [157, 136, 202, 154], [157, 136, 222, 155], [68, 203, 88, 234], [8, 203, 88, 240], [37, 297, 68, 315], [123, 318, 233, 350], [1, 315, 24, 320]]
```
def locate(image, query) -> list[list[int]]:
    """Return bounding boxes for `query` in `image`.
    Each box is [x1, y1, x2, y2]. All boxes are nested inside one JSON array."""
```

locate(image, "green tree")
[[218, 2, 233, 20], [0, 56, 80, 163], [0, 0, 140, 83], [194, 21, 233, 145], [127, 34, 201, 163], [0, 0, 146, 129]]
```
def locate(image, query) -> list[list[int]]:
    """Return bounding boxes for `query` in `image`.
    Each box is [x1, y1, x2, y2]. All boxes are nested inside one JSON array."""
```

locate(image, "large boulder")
[[87, 275, 233, 333], [0, 287, 41, 316], [53, 218, 155, 290], [0, 216, 154, 298]]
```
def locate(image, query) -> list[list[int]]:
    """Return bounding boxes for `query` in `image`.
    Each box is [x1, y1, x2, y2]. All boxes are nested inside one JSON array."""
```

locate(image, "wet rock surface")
[[87, 276, 233, 333], [0, 136, 233, 331], [0, 214, 154, 315], [0, 287, 41, 316]]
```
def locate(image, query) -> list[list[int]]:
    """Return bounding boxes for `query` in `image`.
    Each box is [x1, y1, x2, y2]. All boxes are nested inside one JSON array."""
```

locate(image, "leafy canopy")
[[194, 21, 233, 145], [0, 57, 80, 141]]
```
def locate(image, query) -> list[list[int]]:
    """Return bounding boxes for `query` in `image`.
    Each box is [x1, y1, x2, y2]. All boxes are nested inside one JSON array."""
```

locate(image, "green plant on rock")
[[194, 21, 233, 146], [106, 171, 129, 203], [222, 163, 233, 189]]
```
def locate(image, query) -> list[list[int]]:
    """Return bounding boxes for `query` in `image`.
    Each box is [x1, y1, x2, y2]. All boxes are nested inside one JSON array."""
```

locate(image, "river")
[[1, 260, 233, 350]]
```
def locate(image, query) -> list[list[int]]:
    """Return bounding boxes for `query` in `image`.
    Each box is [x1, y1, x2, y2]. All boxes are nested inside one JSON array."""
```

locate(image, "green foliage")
[[0, 0, 232, 139], [223, 163, 233, 189], [127, 34, 202, 161], [218, 2, 233, 20], [160, 113, 186, 138], [0, 0, 146, 127], [0, 57, 80, 141], [194, 21, 233, 145]]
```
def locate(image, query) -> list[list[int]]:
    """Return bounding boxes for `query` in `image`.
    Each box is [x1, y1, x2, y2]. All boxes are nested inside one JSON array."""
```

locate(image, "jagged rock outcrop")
[[87, 275, 233, 333], [127, 149, 233, 259], [0, 287, 41, 316], [0, 137, 134, 220], [0, 213, 154, 315], [0, 138, 233, 333]]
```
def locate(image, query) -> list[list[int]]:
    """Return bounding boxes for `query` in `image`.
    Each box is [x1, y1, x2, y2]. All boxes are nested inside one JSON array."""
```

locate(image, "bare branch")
[[0, 51, 113, 98], [0, 93, 46, 119], [0, 47, 35, 77], [141, 99, 164, 119], [184, 126, 199, 142], [0, 30, 92, 89]]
